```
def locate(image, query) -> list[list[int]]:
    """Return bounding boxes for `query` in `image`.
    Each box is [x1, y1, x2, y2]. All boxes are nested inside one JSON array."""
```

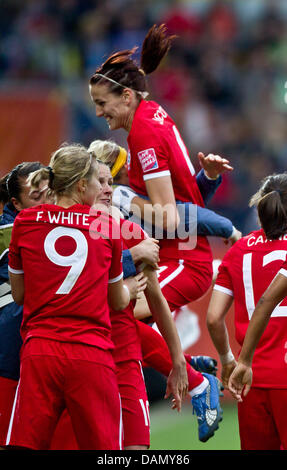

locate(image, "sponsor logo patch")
[[153, 106, 167, 125], [137, 148, 158, 173]]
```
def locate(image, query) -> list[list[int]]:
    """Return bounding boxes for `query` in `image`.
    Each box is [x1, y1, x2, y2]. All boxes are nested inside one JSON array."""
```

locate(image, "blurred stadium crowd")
[[1, 0, 287, 233]]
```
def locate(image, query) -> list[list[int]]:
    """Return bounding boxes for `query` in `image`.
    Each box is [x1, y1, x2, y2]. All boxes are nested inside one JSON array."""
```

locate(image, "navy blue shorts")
[[0, 302, 22, 380]]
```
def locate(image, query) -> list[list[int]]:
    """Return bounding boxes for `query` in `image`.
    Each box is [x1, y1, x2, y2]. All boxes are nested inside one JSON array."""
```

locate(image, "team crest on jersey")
[[137, 148, 158, 173], [153, 106, 167, 125]]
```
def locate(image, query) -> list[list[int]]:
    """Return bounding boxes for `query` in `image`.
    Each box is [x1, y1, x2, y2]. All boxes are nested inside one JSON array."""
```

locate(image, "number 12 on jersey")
[[243, 250, 287, 319]]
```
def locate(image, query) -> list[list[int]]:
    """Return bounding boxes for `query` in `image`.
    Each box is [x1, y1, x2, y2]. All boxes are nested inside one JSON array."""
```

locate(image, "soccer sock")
[[189, 377, 208, 397], [136, 320, 204, 391]]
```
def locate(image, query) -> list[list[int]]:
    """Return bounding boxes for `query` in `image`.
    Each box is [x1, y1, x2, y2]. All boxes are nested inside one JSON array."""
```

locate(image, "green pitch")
[[149, 400, 240, 450]]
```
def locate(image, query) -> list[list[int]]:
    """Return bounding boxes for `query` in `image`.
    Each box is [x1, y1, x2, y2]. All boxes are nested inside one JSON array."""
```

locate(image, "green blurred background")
[[150, 400, 240, 450]]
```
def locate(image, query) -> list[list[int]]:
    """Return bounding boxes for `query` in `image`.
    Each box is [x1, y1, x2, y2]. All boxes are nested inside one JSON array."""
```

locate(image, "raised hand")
[[198, 152, 233, 179]]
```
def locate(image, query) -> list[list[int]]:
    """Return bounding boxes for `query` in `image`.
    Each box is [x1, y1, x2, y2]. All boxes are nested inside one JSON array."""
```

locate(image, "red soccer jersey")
[[214, 228, 287, 388], [110, 218, 147, 363], [8, 204, 123, 350], [127, 100, 212, 263]]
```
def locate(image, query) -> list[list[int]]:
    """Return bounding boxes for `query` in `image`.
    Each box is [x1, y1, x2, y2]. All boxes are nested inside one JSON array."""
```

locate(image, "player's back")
[[8, 204, 123, 350], [216, 228, 287, 387]]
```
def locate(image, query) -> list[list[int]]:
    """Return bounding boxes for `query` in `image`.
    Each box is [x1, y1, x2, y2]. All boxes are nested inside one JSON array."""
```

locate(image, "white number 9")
[[44, 227, 88, 294]]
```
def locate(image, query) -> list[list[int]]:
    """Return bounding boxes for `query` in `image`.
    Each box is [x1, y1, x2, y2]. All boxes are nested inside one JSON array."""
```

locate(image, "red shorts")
[[157, 259, 212, 311], [6, 338, 122, 450], [0, 377, 18, 446], [51, 359, 150, 450], [238, 387, 287, 450], [50, 409, 78, 450], [116, 359, 150, 448]]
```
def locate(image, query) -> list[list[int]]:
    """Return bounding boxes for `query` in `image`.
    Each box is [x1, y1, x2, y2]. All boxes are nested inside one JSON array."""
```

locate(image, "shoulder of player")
[[243, 229, 287, 248], [218, 234, 249, 267], [13, 206, 37, 222], [131, 101, 172, 136]]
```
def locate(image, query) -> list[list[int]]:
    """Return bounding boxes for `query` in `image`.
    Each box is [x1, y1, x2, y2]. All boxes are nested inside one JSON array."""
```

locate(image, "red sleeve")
[[129, 124, 171, 178], [108, 231, 123, 284], [120, 219, 147, 250], [214, 248, 235, 296], [8, 217, 23, 274]]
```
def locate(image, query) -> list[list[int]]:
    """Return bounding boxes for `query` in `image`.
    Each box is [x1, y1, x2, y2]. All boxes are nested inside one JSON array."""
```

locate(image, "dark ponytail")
[[90, 24, 176, 96], [0, 173, 10, 205], [250, 173, 287, 239], [141, 24, 176, 75], [4, 162, 44, 206]]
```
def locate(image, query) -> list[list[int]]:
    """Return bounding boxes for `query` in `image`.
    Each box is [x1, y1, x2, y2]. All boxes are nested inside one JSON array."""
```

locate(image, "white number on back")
[[44, 227, 88, 294], [243, 250, 287, 319]]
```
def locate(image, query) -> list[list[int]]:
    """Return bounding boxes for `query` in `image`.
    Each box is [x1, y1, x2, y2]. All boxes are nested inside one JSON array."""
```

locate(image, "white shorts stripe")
[[118, 393, 123, 450], [6, 380, 20, 445], [138, 360, 145, 381], [159, 260, 184, 289], [139, 399, 150, 427]]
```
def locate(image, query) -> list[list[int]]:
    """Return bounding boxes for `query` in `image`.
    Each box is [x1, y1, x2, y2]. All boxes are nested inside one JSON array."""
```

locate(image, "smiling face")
[[89, 83, 137, 132]]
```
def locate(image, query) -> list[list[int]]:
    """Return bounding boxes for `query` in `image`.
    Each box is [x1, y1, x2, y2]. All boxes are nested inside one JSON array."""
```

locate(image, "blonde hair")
[[28, 143, 98, 196], [88, 140, 127, 177], [88, 140, 120, 166]]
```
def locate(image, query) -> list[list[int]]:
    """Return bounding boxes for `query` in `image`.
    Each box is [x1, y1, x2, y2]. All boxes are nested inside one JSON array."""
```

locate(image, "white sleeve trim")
[[143, 170, 171, 181], [214, 284, 234, 297], [8, 266, 24, 275], [279, 268, 287, 278], [108, 272, 123, 284]]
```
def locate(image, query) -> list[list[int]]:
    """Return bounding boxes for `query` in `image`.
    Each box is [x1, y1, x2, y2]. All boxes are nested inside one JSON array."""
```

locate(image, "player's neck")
[[123, 101, 139, 132], [55, 194, 82, 208]]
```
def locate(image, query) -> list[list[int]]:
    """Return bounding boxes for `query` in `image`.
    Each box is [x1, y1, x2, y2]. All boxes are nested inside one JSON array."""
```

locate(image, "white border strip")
[[6, 381, 20, 445], [279, 268, 287, 278], [0, 294, 14, 308], [8, 266, 24, 275], [118, 393, 123, 451], [159, 260, 184, 289], [214, 284, 234, 297], [108, 272, 123, 283], [143, 170, 170, 181]]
